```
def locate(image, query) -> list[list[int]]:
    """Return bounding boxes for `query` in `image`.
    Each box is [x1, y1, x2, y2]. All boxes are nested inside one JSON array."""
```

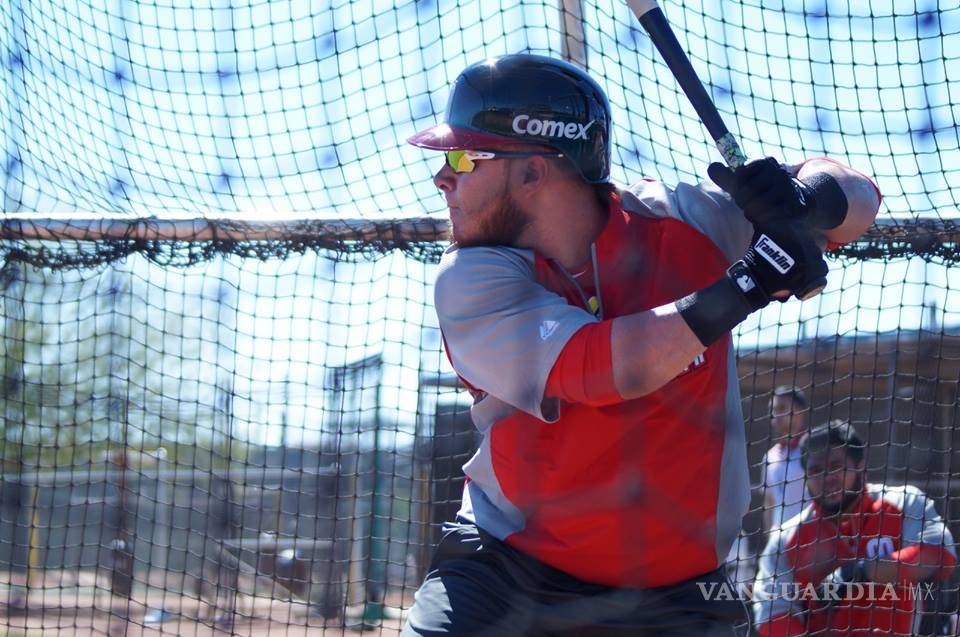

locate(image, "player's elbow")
[[824, 183, 880, 244], [800, 159, 881, 245], [613, 356, 687, 399], [613, 369, 661, 401]]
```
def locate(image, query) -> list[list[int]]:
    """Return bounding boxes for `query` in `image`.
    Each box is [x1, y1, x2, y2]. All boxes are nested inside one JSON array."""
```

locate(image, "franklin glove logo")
[[512, 115, 594, 140], [756, 235, 795, 273]]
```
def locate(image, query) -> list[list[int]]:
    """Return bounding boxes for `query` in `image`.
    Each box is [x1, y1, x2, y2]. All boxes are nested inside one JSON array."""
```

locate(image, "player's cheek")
[[806, 477, 823, 497]]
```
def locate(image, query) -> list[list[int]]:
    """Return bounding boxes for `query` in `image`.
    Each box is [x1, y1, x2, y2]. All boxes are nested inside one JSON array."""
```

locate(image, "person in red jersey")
[[403, 54, 881, 636], [753, 421, 956, 637]]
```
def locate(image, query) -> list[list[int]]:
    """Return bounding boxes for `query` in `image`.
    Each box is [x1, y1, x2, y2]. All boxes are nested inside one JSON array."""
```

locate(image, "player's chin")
[[815, 493, 843, 509], [450, 226, 479, 248], [448, 213, 465, 241]]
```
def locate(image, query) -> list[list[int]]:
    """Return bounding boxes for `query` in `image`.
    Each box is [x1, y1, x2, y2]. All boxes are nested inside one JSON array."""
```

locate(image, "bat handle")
[[631, 5, 748, 170], [716, 133, 747, 169]]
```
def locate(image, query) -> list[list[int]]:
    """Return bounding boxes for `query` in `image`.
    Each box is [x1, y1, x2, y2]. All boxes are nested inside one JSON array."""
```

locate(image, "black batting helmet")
[[407, 54, 612, 183]]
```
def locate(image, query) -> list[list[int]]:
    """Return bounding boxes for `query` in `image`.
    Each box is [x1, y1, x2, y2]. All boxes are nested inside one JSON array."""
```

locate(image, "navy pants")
[[403, 521, 752, 637]]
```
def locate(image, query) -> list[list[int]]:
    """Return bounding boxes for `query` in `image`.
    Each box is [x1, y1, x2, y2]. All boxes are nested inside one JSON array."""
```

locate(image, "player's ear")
[[519, 155, 548, 188]]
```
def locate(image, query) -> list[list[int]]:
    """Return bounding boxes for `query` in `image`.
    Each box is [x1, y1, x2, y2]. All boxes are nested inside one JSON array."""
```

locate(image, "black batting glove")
[[676, 220, 829, 347], [708, 157, 814, 226], [709, 157, 849, 230], [731, 221, 829, 306]]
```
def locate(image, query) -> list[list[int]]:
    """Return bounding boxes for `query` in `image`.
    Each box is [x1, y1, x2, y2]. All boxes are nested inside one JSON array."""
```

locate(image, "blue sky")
[[3, 0, 957, 217]]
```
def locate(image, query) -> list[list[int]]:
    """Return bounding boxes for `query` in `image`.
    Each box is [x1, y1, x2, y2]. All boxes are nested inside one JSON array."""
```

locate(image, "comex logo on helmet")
[[511, 115, 595, 141], [406, 54, 612, 183]]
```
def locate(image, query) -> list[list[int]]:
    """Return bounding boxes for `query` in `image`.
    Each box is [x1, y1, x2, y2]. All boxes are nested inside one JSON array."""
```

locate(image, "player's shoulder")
[[868, 482, 930, 511], [437, 244, 534, 284], [762, 513, 805, 556], [620, 175, 753, 262], [619, 178, 676, 220], [621, 175, 734, 214], [775, 503, 818, 544], [762, 442, 788, 463], [435, 244, 538, 317]]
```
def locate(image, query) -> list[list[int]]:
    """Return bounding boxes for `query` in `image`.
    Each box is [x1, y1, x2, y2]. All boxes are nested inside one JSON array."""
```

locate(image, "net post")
[[26, 483, 40, 603], [559, 0, 587, 69]]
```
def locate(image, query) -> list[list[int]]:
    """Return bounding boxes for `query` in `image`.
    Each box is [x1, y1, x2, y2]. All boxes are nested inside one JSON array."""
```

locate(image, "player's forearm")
[[610, 304, 706, 399], [612, 202, 830, 399], [795, 158, 881, 245], [867, 558, 938, 584]]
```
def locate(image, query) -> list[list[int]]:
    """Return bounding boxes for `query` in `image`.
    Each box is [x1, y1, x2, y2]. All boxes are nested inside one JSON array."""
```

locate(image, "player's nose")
[[434, 162, 456, 193]]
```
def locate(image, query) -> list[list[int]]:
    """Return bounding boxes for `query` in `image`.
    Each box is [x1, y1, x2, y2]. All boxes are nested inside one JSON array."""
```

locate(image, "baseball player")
[[404, 54, 881, 636], [753, 421, 956, 636]]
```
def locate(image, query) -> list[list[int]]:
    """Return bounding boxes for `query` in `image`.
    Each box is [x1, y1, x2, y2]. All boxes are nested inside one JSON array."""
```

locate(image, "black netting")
[[2, 1, 960, 635], [0, 1, 957, 264]]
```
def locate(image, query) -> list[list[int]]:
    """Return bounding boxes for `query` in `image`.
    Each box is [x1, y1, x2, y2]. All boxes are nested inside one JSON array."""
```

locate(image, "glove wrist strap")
[[797, 173, 849, 230], [676, 263, 767, 347], [726, 260, 771, 310]]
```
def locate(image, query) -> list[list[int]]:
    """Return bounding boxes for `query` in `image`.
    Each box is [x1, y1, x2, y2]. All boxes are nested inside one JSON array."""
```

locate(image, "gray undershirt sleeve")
[[435, 245, 597, 423]]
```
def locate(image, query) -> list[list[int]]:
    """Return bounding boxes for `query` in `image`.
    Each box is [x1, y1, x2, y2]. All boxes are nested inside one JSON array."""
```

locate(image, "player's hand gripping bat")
[[626, 0, 833, 301]]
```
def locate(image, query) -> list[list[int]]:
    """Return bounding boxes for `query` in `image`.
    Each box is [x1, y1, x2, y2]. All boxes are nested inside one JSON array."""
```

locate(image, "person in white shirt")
[[729, 387, 812, 588], [761, 386, 811, 532]]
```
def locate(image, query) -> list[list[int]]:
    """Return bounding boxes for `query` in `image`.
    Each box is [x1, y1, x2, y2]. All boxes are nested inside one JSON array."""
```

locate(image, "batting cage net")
[[1, 0, 959, 635]]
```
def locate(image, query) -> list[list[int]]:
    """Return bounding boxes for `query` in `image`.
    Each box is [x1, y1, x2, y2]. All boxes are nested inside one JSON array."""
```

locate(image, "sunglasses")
[[445, 149, 565, 174]]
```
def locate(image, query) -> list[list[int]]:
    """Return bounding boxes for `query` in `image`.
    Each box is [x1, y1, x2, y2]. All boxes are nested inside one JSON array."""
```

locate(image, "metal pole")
[[2, 0, 26, 213], [413, 373, 463, 581], [26, 484, 40, 599], [151, 449, 171, 589], [559, 0, 588, 69], [2, 263, 30, 607], [361, 366, 387, 625]]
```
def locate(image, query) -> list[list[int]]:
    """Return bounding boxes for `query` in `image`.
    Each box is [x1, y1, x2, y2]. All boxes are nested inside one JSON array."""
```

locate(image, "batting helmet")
[[407, 54, 612, 183]]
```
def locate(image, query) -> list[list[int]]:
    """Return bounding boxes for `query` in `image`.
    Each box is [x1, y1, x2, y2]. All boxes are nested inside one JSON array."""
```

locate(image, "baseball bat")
[[626, 0, 747, 168], [627, 1, 830, 300]]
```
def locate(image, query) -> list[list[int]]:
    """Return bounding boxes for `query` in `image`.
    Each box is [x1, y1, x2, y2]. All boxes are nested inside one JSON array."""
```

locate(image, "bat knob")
[[795, 277, 827, 302]]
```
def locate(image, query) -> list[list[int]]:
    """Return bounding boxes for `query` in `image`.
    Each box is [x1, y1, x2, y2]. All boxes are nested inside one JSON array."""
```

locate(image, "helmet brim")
[[406, 124, 529, 151]]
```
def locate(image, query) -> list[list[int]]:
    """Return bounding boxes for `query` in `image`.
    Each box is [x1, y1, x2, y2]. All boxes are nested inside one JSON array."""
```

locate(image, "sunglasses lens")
[[447, 150, 475, 173]]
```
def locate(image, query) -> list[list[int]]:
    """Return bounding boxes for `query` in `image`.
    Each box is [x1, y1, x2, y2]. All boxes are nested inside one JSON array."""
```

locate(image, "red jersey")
[[434, 179, 757, 587]]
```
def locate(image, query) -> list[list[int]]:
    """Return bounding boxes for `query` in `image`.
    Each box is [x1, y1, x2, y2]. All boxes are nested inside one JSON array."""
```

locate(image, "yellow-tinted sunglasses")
[[445, 149, 565, 174]]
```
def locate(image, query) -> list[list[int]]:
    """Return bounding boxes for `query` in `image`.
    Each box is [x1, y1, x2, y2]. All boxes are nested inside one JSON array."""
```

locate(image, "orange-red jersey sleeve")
[[545, 321, 622, 407]]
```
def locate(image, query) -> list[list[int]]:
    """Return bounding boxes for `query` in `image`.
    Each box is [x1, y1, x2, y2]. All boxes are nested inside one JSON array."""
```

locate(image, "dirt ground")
[[1, 571, 411, 636], [2, 598, 406, 636], [2, 612, 405, 637]]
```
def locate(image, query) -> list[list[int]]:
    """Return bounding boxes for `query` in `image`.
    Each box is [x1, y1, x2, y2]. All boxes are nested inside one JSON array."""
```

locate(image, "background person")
[[727, 386, 814, 590], [762, 386, 812, 533], [753, 420, 956, 636]]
